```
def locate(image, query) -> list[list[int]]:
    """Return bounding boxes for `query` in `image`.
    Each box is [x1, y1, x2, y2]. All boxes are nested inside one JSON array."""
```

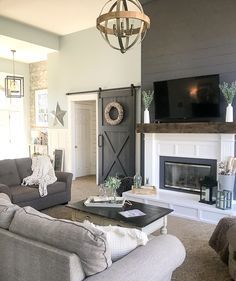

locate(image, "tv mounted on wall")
[[154, 74, 223, 122]]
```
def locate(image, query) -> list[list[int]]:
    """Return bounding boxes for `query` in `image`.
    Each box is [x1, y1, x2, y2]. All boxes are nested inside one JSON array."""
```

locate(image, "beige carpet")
[[43, 176, 231, 281]]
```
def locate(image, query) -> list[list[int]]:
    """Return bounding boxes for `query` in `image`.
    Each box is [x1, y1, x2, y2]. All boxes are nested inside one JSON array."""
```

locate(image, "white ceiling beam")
[[0, 16, 59, 51]]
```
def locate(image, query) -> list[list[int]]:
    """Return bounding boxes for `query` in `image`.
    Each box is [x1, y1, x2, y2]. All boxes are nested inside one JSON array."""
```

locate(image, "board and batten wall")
[[47, 27, 141, 172], [142, 0, 236, 121]]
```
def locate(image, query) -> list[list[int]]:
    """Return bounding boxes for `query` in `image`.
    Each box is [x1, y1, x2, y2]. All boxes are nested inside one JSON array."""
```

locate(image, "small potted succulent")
[[142, 90, 154, 123], [219, 81, 236, 122], [104, 176, 121, 202]]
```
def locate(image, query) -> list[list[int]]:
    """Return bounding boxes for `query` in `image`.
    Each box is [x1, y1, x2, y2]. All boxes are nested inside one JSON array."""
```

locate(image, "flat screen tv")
[[154, 74, 222, 122]]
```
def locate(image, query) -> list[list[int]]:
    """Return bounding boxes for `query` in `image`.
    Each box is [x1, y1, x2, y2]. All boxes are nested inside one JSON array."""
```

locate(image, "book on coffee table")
[[119, 209, 146, 218]]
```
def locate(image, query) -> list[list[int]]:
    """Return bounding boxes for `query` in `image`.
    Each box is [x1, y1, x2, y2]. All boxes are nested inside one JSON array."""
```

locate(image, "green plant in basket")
[[142, 90, 154, 110], [219, 81, 236, 104]]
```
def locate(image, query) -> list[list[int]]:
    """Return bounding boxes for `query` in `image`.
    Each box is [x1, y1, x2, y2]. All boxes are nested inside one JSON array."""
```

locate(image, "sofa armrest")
[[86, 234, 186, 281], [55, 172, 73, 202], [227, 225, 236, 279], [0, 184, 12, 201]]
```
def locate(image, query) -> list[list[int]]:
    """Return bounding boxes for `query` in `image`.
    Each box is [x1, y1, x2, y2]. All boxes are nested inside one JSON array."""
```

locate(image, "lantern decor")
[[96, 0, 150, 54], [199, 177, 217, 205], [133, 174, 142, 188], [5, 50, 24, 98], [216, 190, 232, 210]]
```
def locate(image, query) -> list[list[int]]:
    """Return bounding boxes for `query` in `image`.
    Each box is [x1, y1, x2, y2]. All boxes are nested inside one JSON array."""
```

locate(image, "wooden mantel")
[[136, 122, 236, 134]]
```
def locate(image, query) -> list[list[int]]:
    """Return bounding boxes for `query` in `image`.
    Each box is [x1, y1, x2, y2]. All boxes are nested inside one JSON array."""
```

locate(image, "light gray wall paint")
[[0, 16, 59, 50], [142, 0, 236, 90], [48, 27, 141, 128]]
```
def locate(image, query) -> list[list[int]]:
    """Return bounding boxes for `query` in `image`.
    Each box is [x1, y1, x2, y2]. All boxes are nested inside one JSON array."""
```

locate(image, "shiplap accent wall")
[[142, 0, 236, 118]]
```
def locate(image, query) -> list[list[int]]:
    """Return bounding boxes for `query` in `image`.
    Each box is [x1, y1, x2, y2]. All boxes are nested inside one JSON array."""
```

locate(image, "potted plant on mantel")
[[219, 81, 236, 122], [142, 90, 154, 123]]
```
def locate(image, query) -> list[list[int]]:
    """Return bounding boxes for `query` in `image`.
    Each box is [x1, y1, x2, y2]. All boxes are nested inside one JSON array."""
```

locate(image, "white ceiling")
[[0, 35, 56, 63], [0, 0, 150, 63], [0, 0, 106, 35]]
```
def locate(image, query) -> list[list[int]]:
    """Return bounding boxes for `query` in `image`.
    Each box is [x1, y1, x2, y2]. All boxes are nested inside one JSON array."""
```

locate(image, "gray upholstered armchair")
[[227, 225, 236, 280], [209, 216, 236, 280]]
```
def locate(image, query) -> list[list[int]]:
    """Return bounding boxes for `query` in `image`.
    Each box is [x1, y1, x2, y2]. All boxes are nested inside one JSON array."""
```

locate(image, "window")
[[0, 72, 27, 159], [35, 89, 48, 127]]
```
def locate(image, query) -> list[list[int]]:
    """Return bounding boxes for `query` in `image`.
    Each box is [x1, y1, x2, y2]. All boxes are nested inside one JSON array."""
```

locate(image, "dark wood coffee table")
[[67, 200, 173, 235]]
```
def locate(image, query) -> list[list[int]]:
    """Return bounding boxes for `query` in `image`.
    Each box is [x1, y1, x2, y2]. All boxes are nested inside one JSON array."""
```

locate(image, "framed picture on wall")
[[53, 149, 64, 172]]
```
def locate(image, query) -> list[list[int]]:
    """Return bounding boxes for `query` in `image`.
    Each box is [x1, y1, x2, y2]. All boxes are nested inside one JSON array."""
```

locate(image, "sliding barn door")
[[98, 87, 136, 183]]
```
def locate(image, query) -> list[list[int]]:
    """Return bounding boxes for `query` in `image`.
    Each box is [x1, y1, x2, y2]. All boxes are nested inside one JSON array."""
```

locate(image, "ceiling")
[[0, 0, 151, 63], [0, 35, 56, 63], [0, 0, 107, 35]]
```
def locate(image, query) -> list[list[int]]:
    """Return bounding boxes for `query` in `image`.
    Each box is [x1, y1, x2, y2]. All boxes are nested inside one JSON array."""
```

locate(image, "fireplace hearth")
[[160, 156, 217, 194]]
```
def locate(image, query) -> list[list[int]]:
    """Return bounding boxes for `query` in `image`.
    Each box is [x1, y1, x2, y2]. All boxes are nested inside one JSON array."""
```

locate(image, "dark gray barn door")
[[98, 87, 136, 183]]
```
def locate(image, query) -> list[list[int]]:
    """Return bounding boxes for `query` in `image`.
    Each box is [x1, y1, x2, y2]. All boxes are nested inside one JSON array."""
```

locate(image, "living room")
[[0, 0, 236, 280]]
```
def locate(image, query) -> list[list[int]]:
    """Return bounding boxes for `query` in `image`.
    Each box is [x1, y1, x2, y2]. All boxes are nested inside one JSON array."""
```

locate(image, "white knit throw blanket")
[[22, 155, 57, 197]]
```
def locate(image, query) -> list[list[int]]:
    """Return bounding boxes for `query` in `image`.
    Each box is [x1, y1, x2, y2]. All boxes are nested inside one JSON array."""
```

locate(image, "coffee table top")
[[67, 200, 173, 228]]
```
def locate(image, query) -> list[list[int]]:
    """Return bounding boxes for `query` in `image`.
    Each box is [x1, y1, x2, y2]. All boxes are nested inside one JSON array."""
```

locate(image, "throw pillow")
[[84, 220, 148, 261], [0, 193, 20, 229], [9, 206, 112, 277]]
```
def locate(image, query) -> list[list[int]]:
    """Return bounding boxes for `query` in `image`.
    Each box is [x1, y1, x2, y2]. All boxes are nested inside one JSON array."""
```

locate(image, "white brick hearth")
[[134, 133, 236, 224]]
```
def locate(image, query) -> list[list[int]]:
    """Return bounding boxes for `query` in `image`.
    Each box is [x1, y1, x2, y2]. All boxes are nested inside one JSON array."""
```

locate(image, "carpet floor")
[[43, 176, 231, 281]]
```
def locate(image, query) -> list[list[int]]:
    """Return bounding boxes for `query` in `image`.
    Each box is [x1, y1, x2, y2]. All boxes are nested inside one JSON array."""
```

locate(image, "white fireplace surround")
[[140, 133, 236, 224], [145, 133, 235, 187]]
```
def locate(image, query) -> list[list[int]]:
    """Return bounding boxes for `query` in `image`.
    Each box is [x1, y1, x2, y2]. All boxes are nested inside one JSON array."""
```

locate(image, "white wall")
[[47, 27, 141, 171], [0, 57, 30, 157]]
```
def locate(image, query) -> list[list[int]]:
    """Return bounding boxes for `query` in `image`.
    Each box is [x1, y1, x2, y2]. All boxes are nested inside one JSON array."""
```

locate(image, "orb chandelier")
[[5, 50, 24, 98], [96, 0, 150, 54]]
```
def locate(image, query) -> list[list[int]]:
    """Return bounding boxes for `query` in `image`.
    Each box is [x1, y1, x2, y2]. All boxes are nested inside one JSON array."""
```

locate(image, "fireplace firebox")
[[160, 156, 217, 194]]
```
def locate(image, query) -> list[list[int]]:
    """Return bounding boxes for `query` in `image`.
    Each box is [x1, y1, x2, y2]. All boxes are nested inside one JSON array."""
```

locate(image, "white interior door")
[[75, 104, 91, 177]]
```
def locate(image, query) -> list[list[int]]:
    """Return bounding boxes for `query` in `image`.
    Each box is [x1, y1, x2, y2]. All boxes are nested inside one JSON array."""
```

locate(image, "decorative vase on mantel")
[[219, 81, 236, 123], [226, 103, 233, 122], [144, 109, 150, 123], [142, 90, 154, 124]]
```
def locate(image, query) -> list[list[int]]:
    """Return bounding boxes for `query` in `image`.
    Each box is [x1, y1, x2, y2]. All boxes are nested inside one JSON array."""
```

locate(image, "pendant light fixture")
[[5, 50, 24, 98], [96, 0, 150, 54]]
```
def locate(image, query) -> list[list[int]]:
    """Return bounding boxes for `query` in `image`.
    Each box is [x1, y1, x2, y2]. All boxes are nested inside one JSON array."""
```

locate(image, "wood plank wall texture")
[[142, 0, 236, 121]]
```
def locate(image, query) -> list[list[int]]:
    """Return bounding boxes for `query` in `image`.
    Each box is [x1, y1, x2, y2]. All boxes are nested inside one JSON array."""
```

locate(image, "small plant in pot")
[[219, 81, 236, 122], [104, 176, 121, 202], [142, 90, 154, 123]]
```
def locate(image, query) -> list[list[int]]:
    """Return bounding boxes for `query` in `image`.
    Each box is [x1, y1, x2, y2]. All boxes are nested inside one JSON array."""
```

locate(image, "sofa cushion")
[[9, 207, 112, 276], [0, 193, 20, 229], [15, 158, 32, 180], [10, 182, 66, 204], [84, 221, 148, 261], [0, 184, 12, 200], [10, 186, 40, 203], [0, 159, 21, 186]]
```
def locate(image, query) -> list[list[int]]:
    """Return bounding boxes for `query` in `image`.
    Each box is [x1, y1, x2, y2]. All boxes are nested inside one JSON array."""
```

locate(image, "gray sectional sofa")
[[0, 157, 72, 210], [0, 193, 186, 281]]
